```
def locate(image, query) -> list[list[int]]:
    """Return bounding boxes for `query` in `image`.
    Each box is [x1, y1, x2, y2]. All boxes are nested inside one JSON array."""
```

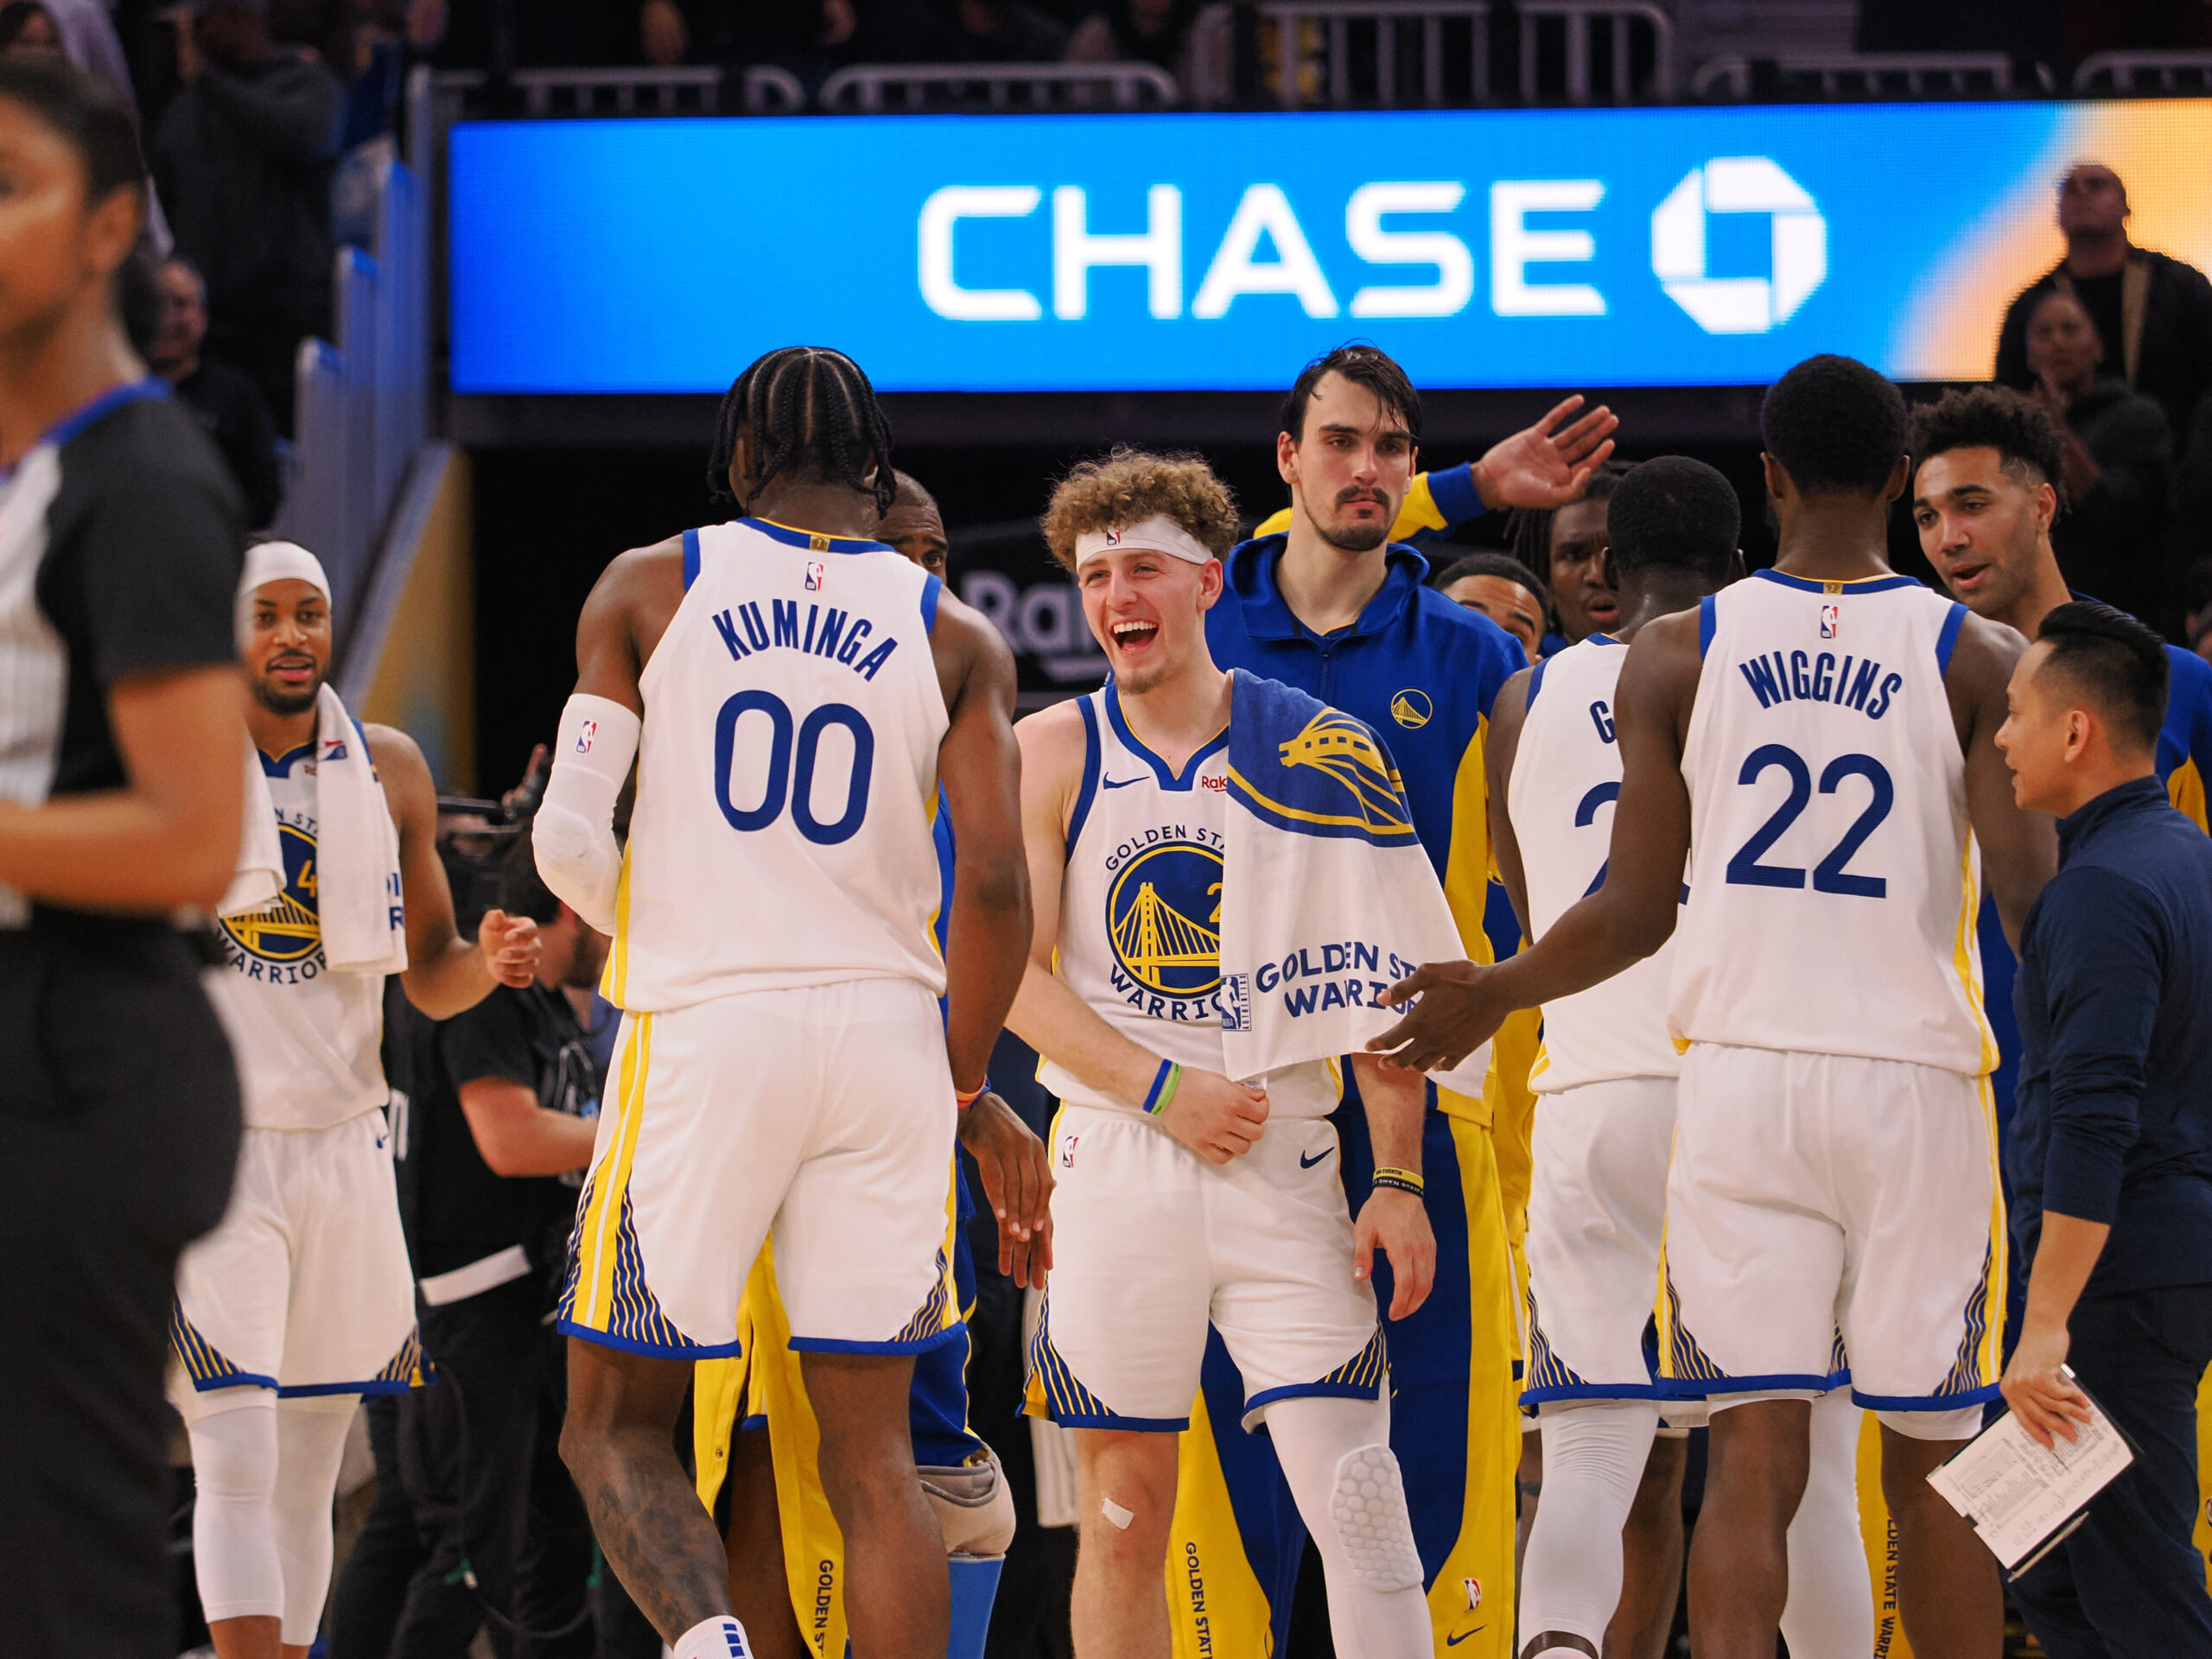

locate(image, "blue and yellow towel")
[[1218, 670, 1490, 1093]]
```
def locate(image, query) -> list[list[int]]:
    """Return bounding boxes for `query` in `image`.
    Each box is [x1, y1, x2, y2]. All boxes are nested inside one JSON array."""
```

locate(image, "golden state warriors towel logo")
[[1389, 688, 1432, 729], [1273, 711, 1414, 837], [1106, 842, 1223, 997], [222, 823, 322, 964]]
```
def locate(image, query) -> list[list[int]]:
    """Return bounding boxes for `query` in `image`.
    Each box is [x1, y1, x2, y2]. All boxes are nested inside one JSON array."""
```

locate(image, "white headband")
[[237, 541, 333, 655], [1073, 514, 1215, 569]]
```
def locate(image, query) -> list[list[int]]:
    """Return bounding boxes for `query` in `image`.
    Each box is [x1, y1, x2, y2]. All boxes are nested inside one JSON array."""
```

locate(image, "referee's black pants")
[[2012, 1282, 2212, 1659], [0, 924, 241, 1659], [393, 1274, 596, 1659]]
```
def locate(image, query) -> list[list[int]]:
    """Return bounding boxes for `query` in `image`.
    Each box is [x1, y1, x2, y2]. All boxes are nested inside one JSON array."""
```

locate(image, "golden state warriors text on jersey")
[[607, 518, 952, 1013], [206, 754, 390, 1130], [1102, 821, 1228, 1024], [1671, 570, 1993, 1074]]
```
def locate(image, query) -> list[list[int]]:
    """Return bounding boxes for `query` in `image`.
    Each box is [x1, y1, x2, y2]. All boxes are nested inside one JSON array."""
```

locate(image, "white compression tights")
[[1517, 1388, 1873, 1659], [183, 1390, 359, 1644], [1265, 1394, 1434, 1659]]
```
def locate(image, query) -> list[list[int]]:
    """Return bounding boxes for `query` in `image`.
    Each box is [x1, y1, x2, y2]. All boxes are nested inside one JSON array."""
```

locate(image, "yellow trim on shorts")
[[1953, 836, 1999, 1077], [571, 1012, 652, 1331], [600, 842, 633, 1006]]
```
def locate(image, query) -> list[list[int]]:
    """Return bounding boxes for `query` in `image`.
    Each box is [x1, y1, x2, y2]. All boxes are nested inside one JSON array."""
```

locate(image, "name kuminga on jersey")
[[1103, 825, 1226, 1022], [710, 597, 902, 681], [1736, 646, 1903, 720]]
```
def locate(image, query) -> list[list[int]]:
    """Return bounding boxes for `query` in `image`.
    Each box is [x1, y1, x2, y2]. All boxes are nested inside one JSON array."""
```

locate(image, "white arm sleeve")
[[534, 695, 640, 937]]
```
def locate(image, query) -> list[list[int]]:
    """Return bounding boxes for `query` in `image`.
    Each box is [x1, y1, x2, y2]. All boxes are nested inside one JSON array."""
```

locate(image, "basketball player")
[[1014, 448, 1438, 1659], [175, 540, 542, 1659], [1373, 356, 2057, 1659], [695, 462, 1047, 1659], [1489, 457, 1872, 1659], [537, 346, 1030, 1659]]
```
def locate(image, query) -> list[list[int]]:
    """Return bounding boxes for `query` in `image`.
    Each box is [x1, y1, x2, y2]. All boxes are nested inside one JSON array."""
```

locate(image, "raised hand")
[[1473, 395, 1620, 511]]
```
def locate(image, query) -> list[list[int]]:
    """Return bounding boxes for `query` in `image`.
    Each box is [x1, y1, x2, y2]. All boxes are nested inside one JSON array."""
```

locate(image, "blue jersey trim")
[[1037, 1406, 1192, 1433], [1851, 1382, 2001, 1412], [789, 1324, 969, 1357], [1243, 1378, 1386, 1414], [1588, 631, 1622, 646], [43, 376, 168, 449], [737, 1413, 769, 1433], [1936, 601, 1967, 673], [258, 741, 315, 778], [181, 1369, 280, 1394], [277, 1377, 428, 1398], [682, 526, 702, 591], [1067, 696, 1103, 854], [1105, 680, 1226, 791], [1524, 657, 1550, 713], [1657, 1366, 1850, 1398], [1697, 594, 1716, 658], [1751, 569, 1922, 595], [921, 571, 944, 632], [556, 1319, 747, 1361], [1519, 1379, 1662, 1406], [740, 516, 895, 556]]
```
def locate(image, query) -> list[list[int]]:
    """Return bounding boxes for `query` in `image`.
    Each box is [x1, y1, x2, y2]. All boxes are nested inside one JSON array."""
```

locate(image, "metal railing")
[[817, 61, 1179, 111], [1260, 0, 1489, 108], [511, 65, 720, 115], [276, 140, 428, 655], [2073, 51, 2212, 94], [1518, 0, 1674, 102], [1693, 50, 2014, 99], [742, 65, 807, 111]]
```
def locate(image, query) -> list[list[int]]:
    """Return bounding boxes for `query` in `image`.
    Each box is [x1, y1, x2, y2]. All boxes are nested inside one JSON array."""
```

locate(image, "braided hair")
[[706, 346, 897, 517]]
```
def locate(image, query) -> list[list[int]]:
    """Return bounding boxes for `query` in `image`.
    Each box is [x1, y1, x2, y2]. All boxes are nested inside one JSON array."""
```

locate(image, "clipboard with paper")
[[1925, 1378, 2136, 1580]]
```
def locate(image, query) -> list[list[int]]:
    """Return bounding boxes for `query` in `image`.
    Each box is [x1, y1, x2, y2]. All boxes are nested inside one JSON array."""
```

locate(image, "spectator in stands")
[[1435, 550, 1547, 664], [1064, 0, 1200, 79], [1996, 163, 2212, 454], [638, 0, 856, 79], [861, 0, 1069, 63], [152, 0, 340, 436], [0, 3, 60, 54], [148, 256, 282, 530], [2024, 288, 2173, 628]]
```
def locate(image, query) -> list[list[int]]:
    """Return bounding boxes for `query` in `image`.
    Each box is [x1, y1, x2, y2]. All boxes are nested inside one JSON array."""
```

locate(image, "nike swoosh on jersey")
[[1300, 1148, 1330, 1168], [1102, 776, 1144, 789], [1445, 1628, 1485, 1647]]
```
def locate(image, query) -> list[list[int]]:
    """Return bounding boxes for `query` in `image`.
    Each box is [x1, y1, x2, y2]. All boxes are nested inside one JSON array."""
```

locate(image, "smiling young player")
[[1011, 448, 1436, 1659]]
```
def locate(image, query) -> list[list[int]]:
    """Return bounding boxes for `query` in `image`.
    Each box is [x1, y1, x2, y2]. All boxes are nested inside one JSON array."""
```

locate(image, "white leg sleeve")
[[1262, 1394, 1433, 1659], [1517, 1401, 1662, 1657], [1779, 1387, 1875, 1659], [272, 1395, 359, 1645], [186, 1391, 286, 1626]]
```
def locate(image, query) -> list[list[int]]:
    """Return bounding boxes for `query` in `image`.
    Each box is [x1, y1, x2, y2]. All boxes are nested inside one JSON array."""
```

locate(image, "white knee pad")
[[1329, 1444, 1424, 1593], [187, 1391, 286, 1626]]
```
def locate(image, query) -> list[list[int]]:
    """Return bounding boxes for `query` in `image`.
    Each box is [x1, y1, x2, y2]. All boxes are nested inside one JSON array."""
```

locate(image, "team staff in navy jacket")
[[1169, 343, 1616, 1659], [1997, 600, 2212, 1659]]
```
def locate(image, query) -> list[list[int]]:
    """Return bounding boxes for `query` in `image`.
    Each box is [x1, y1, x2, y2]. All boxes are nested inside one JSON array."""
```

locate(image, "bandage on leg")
[[1517, 1400, 1662, 1658], [1263, 1393, 1432, 1659]]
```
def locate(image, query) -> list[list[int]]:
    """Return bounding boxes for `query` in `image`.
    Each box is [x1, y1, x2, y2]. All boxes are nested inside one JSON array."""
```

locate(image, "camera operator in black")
[[389, 817, 607, 1656]]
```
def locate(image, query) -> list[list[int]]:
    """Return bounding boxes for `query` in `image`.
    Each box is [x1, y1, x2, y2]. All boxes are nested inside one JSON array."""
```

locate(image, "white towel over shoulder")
[[226, 684, 407, 974], [1217, 671, 1488, 1095]]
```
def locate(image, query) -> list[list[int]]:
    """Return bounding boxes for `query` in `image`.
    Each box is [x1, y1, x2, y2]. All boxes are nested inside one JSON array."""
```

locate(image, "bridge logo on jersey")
[[220, 823, 322, 966], [1105, 841, 1223, 997], [1389, 688, 1432, 729]]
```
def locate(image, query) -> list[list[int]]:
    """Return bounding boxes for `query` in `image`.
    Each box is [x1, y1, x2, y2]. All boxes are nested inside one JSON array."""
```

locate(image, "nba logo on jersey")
[[1820, 602, 1840, 639], [575, 719, 598, 754], [804, 559, 826, 591], [1461, 1578, 1482, 1611]]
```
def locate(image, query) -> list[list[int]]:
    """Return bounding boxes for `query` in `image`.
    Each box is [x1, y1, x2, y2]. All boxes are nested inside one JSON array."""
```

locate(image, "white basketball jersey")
[[605, 518, 950, 1013], [207, 753, 389, 1129], [1670, 570, 1993, 1075], [1508, 635, 1681, 1092]]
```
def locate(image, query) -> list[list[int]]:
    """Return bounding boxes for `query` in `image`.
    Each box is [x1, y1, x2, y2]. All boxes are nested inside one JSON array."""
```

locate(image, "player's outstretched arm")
[[1003, 702, 1268, 1166], [1485, 665, 1535, 938], [1368, 611, 1698, 1071], [1948, 613, 2057, 951], [1471, 394, 1619, 510], [932, 594, 1033, 1096], [376, 723, 540, 1019]]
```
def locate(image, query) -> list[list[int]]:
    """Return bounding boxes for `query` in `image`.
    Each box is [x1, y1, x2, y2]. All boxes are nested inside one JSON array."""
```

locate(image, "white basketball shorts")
[[1658, 1044, 2005, 1434], [1523, 1075, 1676, 1406], [170, 1109, 421, 1402], [1027, 1065, 1383, 1433], [559, 978, 959, 1359]]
